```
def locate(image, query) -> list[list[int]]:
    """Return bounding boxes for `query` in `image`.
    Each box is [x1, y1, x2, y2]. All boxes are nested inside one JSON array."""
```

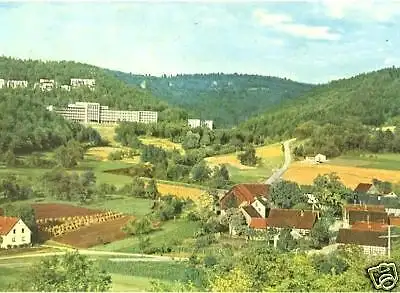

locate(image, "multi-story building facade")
[[70, 78, 96, 90], [188, 119, 213, 130], [35, 79, 56, 91], [6, 80, 28, 89], [47, 102, 158, 124]]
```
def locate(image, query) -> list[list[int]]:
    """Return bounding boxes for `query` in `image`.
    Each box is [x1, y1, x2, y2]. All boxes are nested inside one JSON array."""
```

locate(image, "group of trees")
[[241, 67, 400, 157]]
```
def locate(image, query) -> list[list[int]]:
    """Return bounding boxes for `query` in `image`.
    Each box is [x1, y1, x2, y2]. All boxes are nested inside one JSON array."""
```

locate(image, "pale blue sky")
[[1, 1, 399, 84]]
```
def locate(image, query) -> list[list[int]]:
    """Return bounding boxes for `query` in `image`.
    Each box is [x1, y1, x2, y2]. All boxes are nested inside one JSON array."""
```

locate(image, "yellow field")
[[205, 144, 283, 170], [283, 161, 400, 189], [157, 183, 204, 201], [86, 146, 139, 163], [139, 137, 184, 153]]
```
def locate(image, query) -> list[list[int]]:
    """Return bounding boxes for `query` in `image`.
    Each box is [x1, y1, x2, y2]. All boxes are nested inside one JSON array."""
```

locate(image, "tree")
[[210, 268, 252, 292], [145, 179, 160, 199], [238, 145, 258, 166], [122, 216, 153, 236], [210, 165, 230, 188], [3, 149, 17, 166], [310, 217, 332, 249], [270, 180, 305, 208], [131, 176, 146, 197], [276, 228, 298, 252], [17, 251, 112, 291], [190, 160, 211, 183]]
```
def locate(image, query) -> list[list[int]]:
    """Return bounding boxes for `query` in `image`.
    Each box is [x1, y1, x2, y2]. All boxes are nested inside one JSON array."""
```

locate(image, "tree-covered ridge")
[[0, 56, 176, 115], [108, 70, 314, 127], [239, 67, 400, 156]]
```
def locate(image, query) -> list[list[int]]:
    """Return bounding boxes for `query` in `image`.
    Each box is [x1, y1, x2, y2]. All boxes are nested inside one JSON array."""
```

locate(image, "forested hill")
[[107, 70, 314, 127], [0, 57, 186, 155], [239, 67, 400, 157]]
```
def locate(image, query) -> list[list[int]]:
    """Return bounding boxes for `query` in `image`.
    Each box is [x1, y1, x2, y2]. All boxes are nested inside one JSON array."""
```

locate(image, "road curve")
[[265, 138, 296, 185]]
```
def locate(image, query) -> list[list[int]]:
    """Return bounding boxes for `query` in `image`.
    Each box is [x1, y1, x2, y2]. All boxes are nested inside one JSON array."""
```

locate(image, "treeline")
[[115, 121, 264, 152], [293, 121, 400, 157], [109, 70, 314, 127], [241, 67, 400, 157]]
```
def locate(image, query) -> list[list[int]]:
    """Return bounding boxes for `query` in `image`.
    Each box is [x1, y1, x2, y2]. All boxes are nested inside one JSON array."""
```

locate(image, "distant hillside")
[[0, 57, 186, 155], [240, 67, 400, 157], [107, 71, 314, 127]]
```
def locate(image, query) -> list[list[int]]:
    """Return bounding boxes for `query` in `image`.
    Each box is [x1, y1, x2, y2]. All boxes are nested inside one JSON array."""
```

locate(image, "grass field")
[[139, 137, 184, 153], [284, 161, 400, 189], [206, 143, 284, 183], [328, 153, 400, 171], [90, 124, 118, 146], [92, 219, 199, 253], [0, 259, 186, 292]]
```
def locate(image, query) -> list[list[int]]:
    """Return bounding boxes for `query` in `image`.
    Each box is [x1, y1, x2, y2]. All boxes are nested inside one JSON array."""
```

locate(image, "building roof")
[[336, 229, 387, 247], [351, 221, 388, 232], [344, 204, 385, 212], [266, 209, 318, 230], [348, 210, 388, 225], [354, 183, 373, 193], [220, 183, 270, 208], [0, 216, 19, 236], [250, 218, 268, 229], [242, 205, 261, 218], [389, 216, 400, 227], [254, 196, 269, 207]]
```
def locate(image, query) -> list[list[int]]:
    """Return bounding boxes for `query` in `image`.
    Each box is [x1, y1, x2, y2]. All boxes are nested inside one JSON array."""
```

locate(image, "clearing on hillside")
[[52, 216, 134, 248], [90, 124, 118, 146], [205, 143, 283, 170], [139, 137, 184, 153], [283, 161, 400, 189], [31, 203, 103, 219]]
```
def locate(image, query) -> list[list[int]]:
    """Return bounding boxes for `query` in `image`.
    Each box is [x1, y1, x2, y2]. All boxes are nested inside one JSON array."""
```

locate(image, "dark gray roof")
[[242, 205, 261, 218]]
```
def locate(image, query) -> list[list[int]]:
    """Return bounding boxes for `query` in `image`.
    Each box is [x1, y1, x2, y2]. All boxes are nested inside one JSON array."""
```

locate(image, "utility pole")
[[379, 225, 400, 258]]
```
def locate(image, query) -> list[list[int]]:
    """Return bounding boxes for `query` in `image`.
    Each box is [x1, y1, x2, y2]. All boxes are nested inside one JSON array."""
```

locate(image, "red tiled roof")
[[389, 216, 400, 227], [351, 221, 388, 232], [354, 183, 373, 193], [266, 209, 317, 230], [337, 228, 387, 247], [250, 218, 267, 229], [344, 204, 385, 212], [220, 183, 270, 209], [0, 216, 19, 235]]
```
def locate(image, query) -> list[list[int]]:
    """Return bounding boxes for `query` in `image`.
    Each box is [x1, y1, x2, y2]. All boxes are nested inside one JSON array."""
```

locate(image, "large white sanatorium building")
[[47, 102, 158, 124]]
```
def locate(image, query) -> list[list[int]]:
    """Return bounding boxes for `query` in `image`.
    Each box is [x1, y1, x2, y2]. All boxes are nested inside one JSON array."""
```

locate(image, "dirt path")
[[265, 138, 296, 184]]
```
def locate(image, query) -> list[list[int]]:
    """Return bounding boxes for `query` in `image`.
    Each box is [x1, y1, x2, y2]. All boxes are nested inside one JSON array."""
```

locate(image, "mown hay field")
[[53, 216, 134, 248], [205, 143, 283, 170], [157, 183, 204, 201], [283, 161, 400, 189], [90, 124, 118, 146]]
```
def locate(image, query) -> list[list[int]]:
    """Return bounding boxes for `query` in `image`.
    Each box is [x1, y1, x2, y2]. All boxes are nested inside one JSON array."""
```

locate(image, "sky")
[[0, 1, 400, 84]]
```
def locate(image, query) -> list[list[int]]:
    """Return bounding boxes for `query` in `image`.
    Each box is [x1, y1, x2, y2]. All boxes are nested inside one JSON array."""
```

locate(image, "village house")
[[305, 153, 327, 164], [0, 78, 4, 88], [336, 228, 388, 256], [0, 216, 32, 249], [342, 204, 388, 228], [219, 183, 270, 213], [354, 183, 380, 195]]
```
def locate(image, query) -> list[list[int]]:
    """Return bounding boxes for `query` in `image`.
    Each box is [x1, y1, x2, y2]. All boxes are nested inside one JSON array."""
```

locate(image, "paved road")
[[265, 138, 296, 184], [0, 245, 188, 263]]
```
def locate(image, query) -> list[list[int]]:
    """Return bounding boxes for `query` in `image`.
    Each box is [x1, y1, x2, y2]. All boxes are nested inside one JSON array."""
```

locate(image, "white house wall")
[[0, 219, 32, 249]]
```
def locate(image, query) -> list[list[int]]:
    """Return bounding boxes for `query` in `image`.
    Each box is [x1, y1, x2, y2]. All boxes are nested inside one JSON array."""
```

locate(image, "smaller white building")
[[61, 85, 71, 91], [0, 217, 32, 249], [6, 80, 28, 89], [70, 78, 96, 90], [188, 119, 213, 130], [0, 79, 5, 88]]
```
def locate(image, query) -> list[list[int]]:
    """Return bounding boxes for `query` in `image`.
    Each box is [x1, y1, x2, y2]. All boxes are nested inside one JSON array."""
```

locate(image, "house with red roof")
[[219, 183, 270, 212], [0, 216, 32, 249]]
